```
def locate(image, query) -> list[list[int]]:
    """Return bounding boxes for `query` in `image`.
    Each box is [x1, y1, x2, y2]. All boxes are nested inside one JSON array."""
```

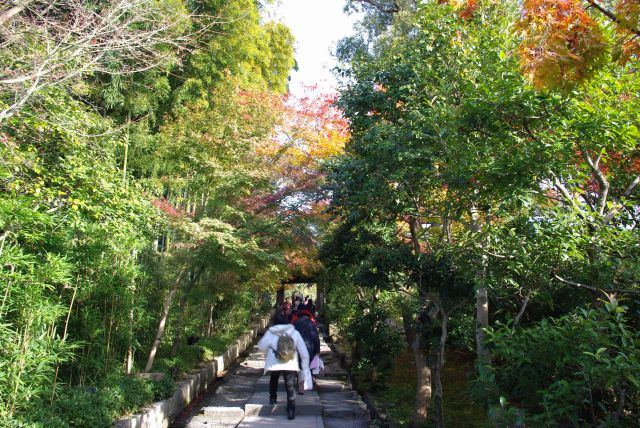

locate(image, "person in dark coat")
[[305, 298, 316, 316], [290, 304, 316, 325], [293, 305, 321, 392]]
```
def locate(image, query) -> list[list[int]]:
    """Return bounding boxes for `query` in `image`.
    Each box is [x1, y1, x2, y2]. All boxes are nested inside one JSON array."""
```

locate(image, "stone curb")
[[113, 312, 272, 428]]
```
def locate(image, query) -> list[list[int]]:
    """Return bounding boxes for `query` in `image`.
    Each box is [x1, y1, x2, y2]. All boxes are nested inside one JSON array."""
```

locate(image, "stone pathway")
[[178, 328, 370, 428]]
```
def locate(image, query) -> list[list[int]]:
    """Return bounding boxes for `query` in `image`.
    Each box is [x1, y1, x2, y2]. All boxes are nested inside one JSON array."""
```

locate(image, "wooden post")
[[276, 284, 285, 307], [316, 282, 324, 319]]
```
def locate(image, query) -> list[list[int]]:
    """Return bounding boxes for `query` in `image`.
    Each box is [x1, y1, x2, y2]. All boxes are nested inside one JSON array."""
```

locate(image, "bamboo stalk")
[[51, 284, 77, 403]]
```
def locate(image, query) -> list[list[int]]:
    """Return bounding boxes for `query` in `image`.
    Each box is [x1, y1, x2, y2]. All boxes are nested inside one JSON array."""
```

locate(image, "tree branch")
[[351, 0, 400, 14], [0, 0, 205, 123], [622, 175, 640, 198], [553, 273, 640, 297], [602, 174, 640, 224], [512, 291, 531, 330], [482, 249, 514, 260], [578, 146, 609, 215], [585, 0, 640, 37], [0, 0, 35, 26], [553, 177, 577, 206]]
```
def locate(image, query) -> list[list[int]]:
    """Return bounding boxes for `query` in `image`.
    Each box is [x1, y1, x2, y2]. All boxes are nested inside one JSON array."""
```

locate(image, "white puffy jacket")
[[258, 324, 310, 376]]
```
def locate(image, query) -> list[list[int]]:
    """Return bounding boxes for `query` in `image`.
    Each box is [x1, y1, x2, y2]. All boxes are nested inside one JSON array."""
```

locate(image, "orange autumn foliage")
[[449, 0, 478, 20], [245, 88, 350, 215], [614, 0, 640, 64], [516, 0, 608, 90]]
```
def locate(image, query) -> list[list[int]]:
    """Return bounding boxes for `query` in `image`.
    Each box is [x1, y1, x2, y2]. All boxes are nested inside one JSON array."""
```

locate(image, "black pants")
[[269, 370, 296, 410]]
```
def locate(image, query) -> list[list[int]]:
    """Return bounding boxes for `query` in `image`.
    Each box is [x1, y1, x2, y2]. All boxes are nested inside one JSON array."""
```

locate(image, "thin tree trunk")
[[470, 205, 492, 376], [122, 113, 130, 183], [144, 266, 188, 372], [432, 306, 448, 428], [126, 299, 135, 374], [475, 287, 491, 374], [105, 294, 116, 371], [0, 230, 8, 258], [169, 291, 190, 357], [276, 284, 285, 307], [126, 250, 137, 374], [206, 304, 214, 337], [406, 215, 433, 426], [51, 284, 77, 402], [512, 292, 530, 330]]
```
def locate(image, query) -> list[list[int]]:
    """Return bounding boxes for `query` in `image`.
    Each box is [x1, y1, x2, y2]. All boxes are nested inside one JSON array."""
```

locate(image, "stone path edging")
[[114, 312, 273, 428]]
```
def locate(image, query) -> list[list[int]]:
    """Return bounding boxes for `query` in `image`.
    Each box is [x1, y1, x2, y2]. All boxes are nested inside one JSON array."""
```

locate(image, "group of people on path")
[[257, 293, 322, 420]]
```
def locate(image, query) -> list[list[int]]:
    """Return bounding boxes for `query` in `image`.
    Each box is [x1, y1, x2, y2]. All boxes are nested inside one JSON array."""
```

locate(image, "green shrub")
[[477, 300, 640, 427], [6, 373, 176, 428]]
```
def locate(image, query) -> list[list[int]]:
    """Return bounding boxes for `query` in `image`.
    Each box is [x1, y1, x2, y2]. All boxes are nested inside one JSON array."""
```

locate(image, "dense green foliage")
[[323, 0, 640, 426], [481, 302, 640, 427], [0, 0, 297, 425], [3, 0, 640, 427]]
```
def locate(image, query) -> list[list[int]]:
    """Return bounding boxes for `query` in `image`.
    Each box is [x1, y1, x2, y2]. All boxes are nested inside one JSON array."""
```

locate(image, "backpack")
[[274, 335, 296, 362]]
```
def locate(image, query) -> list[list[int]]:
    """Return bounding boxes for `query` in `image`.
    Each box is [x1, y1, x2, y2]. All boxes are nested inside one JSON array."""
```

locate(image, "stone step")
[[201, 393, 253, 408], [202, 406, 245, 419], [315, 379, 351, 393], [186, 415, 239, 428], [245, 390, 322, 417], [234, 366, 264, 376], [214, 384, 256, 395], [185, 407, 244, 428], [239, 415, 324, 427]]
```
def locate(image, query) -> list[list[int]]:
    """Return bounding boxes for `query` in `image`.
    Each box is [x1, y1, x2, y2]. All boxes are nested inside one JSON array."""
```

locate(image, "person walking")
[[257, 311, 310, 420], [293, 304, 321, 392], [290, 303, 316, 325], [282, 298, 292, 318], [305, 298, 317, 317]]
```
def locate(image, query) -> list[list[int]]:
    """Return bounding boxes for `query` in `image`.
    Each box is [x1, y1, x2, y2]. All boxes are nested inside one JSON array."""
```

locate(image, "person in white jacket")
[[257, 311, 310, 420]]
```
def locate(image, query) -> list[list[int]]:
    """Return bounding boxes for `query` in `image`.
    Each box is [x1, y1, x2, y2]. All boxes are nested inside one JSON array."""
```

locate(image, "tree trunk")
[[206, 304, 214, 337], [169, 291, 190, 357], [475, 287, 491, 375], [144, 267, 188, 372], [432, 307, 448, 428], [316, 281, 325, 319], [412, 334, 432, 427], [403, 307, 431, 426], [126, 304, 135, 374], [122, 113, 130, 183], [469, 205, 493, 379]]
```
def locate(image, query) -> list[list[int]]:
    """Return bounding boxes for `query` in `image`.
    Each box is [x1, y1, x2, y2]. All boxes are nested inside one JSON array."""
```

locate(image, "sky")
[[265, 0, 362, 96]]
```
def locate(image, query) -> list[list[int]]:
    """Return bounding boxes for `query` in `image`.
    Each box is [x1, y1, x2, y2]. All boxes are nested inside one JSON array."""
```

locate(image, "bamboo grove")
[[0, 0, 347, 425]]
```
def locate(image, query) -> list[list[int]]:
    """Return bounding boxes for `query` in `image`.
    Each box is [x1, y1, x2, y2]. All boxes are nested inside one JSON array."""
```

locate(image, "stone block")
[[201, 406, 245, 424], [215, 354, 225, 376]]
